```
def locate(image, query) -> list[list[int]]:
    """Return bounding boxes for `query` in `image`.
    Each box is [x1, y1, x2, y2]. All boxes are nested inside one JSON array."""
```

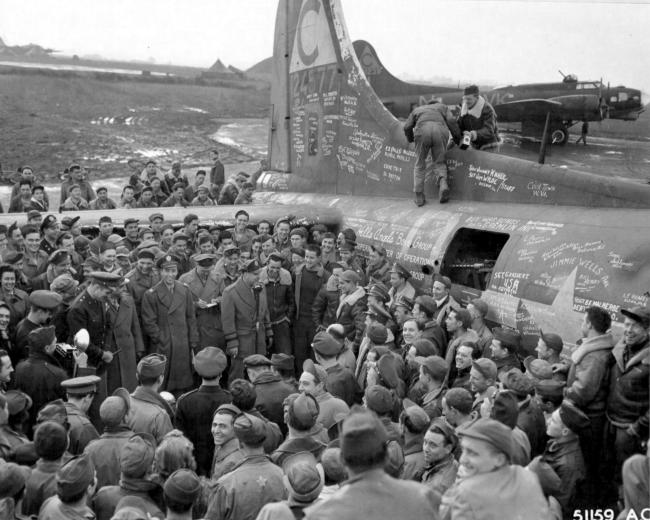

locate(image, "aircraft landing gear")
[[550, 125, 569, 145]]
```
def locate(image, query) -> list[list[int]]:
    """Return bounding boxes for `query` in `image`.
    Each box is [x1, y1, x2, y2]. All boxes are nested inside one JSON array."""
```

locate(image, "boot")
[[414, 192, 425, 207], [438, 178, 450, 203]]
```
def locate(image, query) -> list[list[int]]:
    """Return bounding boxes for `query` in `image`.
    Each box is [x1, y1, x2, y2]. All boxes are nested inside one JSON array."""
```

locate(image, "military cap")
[[402, 399, 431, 433], [493, 326, 522, 350], [156, 254, 180, 269], [499, 368, 534, 397], [460, 417, 513, 461], [124, 218, 139, 228], [311, 331, 342, 357], [377, 354, 399, 389], [365, 302, 392, 325], [89, 271, 123, 288], [539, 330, 564, 352], [172, 231, 189, 243], [364, 384, 394, 415], [36, 398, 67, 425], [148, 213, 164, 223], [394, 295, 415, 311], [302, 359, 328, 386], [411, 338, 438, 357], [233, 412, 267, 445], [326, 324, 345, 342], [56, 454, 95, 500], [61, 375, 101, 395], [215, 403, 241, 417], [40, 214, 58, 232], [120, 433, 156, 478], [140, 185, 153, 194], [367, 323, 388, 345], [137, 249, 156, 261], [164, 468, 202, 506], [468, 298, 489, 318], [339, 270, 360, 284], [471, 358, 498, 381], [416, 355, 449, 381], [50, 273, 79, 293], [340, 410, 388, 462], [74, 235, 90, 248], [116, 246, 130, 258], [523, 356, 553, 380], [29, 289, 63, 309], [271, 353, 295, 371], [534, 379, 566, 399], [107, 234, 124, 246], [28, 325, 56, 351], [243, 354, 272, 368], [222, 244, 241, 257], [194, 253, 217, 266], [368, 284, 390, 303], [95, 186, 108, 194], [26, 209, 42, 220], [2, 250, 23, 265], [138, 226, 153, 239], [0, 462, 31, 498], [137, 353, 167, 378], [415, 295, 437, 316], [433, 274, 452, 289], [5, 389, 32, 416], [100, 395, 129, 427], [61, 215, 81, 229], [289, 393, 320, 430], [194, 347, 227, 378], [621, 306, 650, 328], [282, 452, 324, 502], [241, 258, 262, 273], [558, 400, 590, 433], [196, 184, 210, 193]]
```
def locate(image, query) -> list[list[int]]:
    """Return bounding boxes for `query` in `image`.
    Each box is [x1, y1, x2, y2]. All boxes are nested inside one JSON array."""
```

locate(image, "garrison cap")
[[469, 298, 489, 317], [389, 263, 410, 279], [61, 215, 81, 229], [302, 359, 328, 386], [137, 249, 156, 261], [5, 389, 32, 416], [124, 218, 139, 227], [367, 323, 388, 345], [282, 452, 324, 502], [89, 271, 123, 287], [48, 249, 70, 266], [120, 433, 156, 478], [523, 356, 553, 381], [311, 331, 341, 357], [137, 353, 167, 378], [137, 239, 159, 251], [270, 353, 295, 371], [368, 283, 390, 303], [26, 209, 42, 220], [433, 274, 452, 289], [222, 244, 241, 257], [416, 355, 449, 381], [40, 214, 58, 232], [394, 295, 415, 312], [56, 454, 95, 500], [194, 253, 217, 266], [241, 259, 262, 274], [559, 400, 591, 433], [36, 398, 68, 424], [194, 347, 227, 378], [364, 384, 394, 415], [459, 417, 513, 462], [539, 330, 564, 352], [233, 412, 267, 445], [1, 250, 22, 264], [107, 234, 123, 246], [156, 254, 180, 269], [29, 289, 63, 309], [50, 273, 79, 293], [0, 462, 31, 498], [164, 468, 202, 506], [498, 368, 534, 397], [341, 410, 388, 462], [243, 354, 272, 367], [534, 379, 566, 399], [493, 327, 522, 350], [339, 270, 360, 284], [61, 375, 101, 395], [148, 213, 164, 222], [620, 306, 650, 328], [471, 358, 498, 381], [401, 400, 431, 433], [74, 235, 90, 248]]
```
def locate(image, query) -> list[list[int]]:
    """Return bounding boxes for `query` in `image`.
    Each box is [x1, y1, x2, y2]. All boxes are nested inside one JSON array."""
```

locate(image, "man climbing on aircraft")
[[404, 100, 461, 206], [457, 85, 500, 151]]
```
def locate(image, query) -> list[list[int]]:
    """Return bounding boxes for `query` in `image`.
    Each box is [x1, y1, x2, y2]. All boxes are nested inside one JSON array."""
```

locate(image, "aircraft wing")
[[495, 98, 563, 122]]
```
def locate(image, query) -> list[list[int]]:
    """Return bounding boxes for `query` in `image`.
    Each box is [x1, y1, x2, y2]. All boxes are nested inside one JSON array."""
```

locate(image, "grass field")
[[0, 73, 269, 183]]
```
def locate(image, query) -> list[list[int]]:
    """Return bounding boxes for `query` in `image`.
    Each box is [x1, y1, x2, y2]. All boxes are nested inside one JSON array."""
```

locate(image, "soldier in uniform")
[[387, 263, 417, 312], [222, 259, 273, 384], [175, 347, 232, 477], [14, 326, 67, 434], [213, 244, 241, 287], [259, 252, 295, 356], [14, 290, 62, 367], [125, 249, 160, 325], [178, 253, 226, 351], [141, 254, 199, 396], [210, 403, 245, 480], [128, 353, 174, 444], [206, 413, 286, 520], [61, 375, 101, 455]]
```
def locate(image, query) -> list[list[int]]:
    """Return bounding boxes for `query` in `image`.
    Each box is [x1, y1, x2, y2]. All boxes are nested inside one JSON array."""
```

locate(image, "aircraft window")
[[440, 228, 509, 291], [618, 92, 629, 102]]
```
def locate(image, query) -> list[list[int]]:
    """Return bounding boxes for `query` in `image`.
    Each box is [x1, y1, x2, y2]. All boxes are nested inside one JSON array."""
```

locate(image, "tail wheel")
[[551, 127, 569, 145]]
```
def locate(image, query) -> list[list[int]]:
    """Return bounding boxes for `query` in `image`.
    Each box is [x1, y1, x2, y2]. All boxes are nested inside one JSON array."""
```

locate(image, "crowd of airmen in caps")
[[0, 196, 646, 520]]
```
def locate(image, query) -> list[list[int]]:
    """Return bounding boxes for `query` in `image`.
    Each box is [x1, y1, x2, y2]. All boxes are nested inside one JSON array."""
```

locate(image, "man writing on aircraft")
[[457, 85, 499, 150], [404, 100, 460, 206]]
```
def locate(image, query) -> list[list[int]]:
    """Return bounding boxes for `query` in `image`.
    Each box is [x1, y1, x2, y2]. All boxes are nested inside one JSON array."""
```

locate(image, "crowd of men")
[[0, 191, 647, 519]]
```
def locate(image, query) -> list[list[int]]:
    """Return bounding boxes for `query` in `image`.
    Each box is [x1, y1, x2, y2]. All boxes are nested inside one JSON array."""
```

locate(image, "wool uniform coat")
[[178, 268, 226, 349], [141, 280, 199, 393]]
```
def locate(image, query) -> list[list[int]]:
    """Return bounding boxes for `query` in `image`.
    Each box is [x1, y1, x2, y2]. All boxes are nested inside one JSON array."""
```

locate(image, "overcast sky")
[[1, 0, 649, 90]]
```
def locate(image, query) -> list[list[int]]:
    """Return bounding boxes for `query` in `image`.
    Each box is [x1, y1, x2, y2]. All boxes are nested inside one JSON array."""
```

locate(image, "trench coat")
[[178, 268, 226, 349], [141, 280, 199, 393]]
